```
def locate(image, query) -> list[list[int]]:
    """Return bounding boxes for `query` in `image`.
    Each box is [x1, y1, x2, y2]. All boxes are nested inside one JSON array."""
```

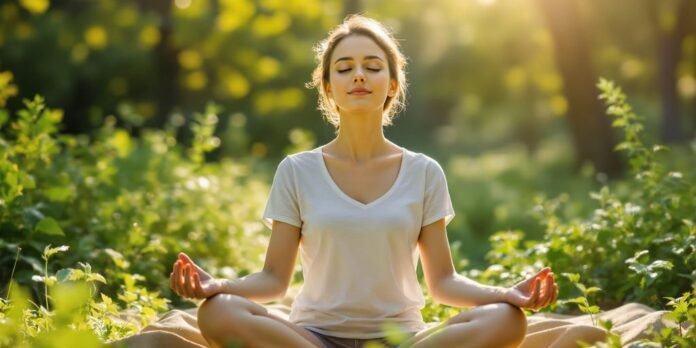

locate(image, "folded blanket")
[[109, 303, 678, 347]]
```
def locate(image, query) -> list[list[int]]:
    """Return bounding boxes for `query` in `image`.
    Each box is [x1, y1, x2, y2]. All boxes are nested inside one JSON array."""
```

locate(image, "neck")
[[330, 109, 391, 163]]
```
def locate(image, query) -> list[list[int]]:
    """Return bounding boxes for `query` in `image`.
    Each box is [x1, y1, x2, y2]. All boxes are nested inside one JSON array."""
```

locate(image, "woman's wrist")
[[214, 278, 232, 294], [498, 287, 512, 304]]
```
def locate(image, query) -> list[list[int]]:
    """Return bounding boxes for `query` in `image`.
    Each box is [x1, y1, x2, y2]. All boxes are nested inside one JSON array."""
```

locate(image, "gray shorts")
[[304, 327, 416, 348]]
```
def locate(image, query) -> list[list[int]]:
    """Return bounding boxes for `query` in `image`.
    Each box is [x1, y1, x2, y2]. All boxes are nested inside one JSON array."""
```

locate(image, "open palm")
[[505, 267, 558, 312], [169, 252, 224, 300]]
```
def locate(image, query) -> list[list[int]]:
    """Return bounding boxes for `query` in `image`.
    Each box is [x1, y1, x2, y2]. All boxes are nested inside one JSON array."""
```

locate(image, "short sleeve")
[[422, 159, 455, 227], [262, 156, 302, 230]]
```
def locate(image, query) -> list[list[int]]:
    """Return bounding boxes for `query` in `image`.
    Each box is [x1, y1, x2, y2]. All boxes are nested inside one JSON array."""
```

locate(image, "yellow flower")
[[19, 0, 49, 15], [85, 26, 108, 50]]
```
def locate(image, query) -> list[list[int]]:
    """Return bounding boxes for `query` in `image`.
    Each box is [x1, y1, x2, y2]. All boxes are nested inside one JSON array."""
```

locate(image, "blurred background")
[[1, 0, 695, 287]]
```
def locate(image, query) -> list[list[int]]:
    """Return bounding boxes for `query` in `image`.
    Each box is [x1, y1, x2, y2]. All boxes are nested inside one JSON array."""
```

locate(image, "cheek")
[[373, 71, 391, 84]]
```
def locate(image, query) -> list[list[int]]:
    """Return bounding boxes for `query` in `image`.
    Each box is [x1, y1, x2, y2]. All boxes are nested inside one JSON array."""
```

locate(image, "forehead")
[[331, 35, 387, 62]]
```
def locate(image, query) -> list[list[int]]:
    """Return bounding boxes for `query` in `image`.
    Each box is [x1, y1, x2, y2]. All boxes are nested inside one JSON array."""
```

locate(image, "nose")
[[353, 67, 365, 83]]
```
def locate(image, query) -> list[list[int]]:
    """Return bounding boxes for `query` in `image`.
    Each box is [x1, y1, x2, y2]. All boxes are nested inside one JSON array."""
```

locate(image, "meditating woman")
[[169, 15, 558, 348]]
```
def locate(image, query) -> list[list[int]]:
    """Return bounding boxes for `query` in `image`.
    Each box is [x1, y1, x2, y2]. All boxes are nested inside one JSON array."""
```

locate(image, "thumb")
[[506, 290, 528, 306]]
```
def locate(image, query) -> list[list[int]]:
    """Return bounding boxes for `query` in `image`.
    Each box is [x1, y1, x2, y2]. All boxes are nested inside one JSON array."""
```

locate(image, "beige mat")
[[109, 302, 682, 347]]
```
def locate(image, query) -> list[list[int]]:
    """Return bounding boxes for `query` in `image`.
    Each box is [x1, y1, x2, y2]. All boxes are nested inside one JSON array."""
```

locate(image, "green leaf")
[[44, 186, 73, 202], [43, 244, 69, 258], [88, 273, 107, 284], [35, 217, 64, 236], [380, 321, 411, 345], [562, 273, 580, 283], [599, 319, 613, 331], [56, 268, 72, 282], [0, 110, 8, 128], [565, 296, 588, 305], [576, 283, 587, 293], [611, 118, 625, 127], [584, 287, 602, 295]]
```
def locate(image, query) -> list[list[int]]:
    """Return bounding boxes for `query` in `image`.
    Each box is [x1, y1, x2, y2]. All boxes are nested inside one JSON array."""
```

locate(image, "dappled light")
[[1, 1, 695, 347]]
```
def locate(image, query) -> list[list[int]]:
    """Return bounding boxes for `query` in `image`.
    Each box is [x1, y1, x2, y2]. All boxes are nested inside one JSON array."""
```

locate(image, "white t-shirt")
[[262, 145, 455, 339]]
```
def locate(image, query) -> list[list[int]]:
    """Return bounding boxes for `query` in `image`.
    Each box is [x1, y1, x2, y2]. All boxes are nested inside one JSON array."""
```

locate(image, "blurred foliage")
[[5, 0, 690, 270], [1, 0, 336, 156], [0, 72, 274, 311], [465, 79, 695, 315], [2, 0, 693, 159], [2, 0, 696, 345]]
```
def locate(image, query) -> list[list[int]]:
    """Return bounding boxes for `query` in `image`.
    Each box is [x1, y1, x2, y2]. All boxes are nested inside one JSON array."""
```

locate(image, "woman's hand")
[[170, 252, 225, 300], [504, 267, 558, 312]]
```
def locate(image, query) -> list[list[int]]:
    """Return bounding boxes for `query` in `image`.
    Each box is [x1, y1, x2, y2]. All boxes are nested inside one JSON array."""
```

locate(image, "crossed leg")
[[198, 295, 526, 348], [401, 303, 527, 348], [197, 294, 324, 348]]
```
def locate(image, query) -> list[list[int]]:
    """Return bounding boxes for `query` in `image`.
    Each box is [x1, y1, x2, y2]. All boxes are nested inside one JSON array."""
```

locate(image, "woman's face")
[[327, 34, 396, 116]]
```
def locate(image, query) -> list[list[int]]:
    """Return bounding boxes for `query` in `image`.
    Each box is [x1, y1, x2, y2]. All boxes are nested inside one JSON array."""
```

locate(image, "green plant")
[[562, 273, 601, 326], [470, 78, 695, 311], [0, 244, 170, 347], [643, 290, 696, 347], [0, 71, 273, 308]]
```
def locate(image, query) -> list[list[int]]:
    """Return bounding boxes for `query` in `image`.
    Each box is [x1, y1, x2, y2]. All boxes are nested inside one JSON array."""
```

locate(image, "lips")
[[348, 87, 371, 95]]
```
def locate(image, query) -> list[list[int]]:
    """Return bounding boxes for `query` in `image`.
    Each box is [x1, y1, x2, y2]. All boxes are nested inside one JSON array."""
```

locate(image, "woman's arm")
[[418, 219, 507, 308], [172, 220, 301, 303], [218, 220, 302, 303], [418, 218, 557, 310]]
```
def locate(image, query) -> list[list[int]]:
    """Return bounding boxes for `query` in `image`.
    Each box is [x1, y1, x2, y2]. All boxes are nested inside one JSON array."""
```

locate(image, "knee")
[[197, 294, 255, 339], [492, 303, 527, 346]]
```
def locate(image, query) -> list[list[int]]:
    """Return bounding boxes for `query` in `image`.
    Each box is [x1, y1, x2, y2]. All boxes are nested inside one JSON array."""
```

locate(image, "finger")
[[192, 272, 202, 297], [540, 275, 554, 308], [534, 277, 546, 310], [532, 278, 544, 309], [170, 271, 176, 293], [179, 253, 205, 278], [543, 275, 558, 308], [536, 267, 551, 278], [187, 264, 198, 297], [179, 252, 195, 267], [173, 261, 183, 295], [184, 264, 195, 297]]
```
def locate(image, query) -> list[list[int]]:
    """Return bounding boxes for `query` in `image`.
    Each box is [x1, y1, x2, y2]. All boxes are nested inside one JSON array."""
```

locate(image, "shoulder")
[[277, 147, 320, 173], [405, 148, 444, 173]]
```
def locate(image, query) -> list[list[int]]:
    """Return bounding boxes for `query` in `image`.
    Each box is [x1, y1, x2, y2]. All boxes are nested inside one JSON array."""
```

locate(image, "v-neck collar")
[[315, 145, 407, 209]]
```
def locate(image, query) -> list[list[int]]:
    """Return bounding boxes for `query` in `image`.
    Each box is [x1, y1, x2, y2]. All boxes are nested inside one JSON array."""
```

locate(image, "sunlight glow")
[[678, 76, 696, 99], [174, 0, 192, 9], [477, 0, 497, 6]]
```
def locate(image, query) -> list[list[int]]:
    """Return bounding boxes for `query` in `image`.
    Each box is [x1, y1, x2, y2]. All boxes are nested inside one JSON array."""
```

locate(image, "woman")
[[170, 15, 558, 348]]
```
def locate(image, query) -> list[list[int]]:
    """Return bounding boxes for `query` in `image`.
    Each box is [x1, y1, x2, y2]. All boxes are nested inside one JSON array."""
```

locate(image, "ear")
[[325, 84, 332, 96], [388, 79, 397, 97]]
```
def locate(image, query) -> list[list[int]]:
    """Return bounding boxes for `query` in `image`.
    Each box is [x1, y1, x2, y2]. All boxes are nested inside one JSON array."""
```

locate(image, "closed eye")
[[337, 68, 382, 73]]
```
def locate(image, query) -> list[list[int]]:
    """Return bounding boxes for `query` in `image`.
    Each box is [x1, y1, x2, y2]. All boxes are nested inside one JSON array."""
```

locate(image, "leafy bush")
[[0, 245, 168, 347], [444, 138, 598, 268], [0, 71, 274, 307], [468, 78, 695, 312]]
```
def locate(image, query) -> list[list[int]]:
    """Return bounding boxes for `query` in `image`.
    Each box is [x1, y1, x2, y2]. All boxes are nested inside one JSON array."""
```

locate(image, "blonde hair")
[[307, 15, 408, 131]]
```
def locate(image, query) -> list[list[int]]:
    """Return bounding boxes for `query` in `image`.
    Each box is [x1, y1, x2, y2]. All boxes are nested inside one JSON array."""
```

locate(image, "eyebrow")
[[333, 55, 384, 64]]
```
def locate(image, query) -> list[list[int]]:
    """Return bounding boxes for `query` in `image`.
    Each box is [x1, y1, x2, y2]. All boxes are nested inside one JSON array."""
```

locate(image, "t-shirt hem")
[[422, 211, 455, 227], [262, 214, 302, 230]]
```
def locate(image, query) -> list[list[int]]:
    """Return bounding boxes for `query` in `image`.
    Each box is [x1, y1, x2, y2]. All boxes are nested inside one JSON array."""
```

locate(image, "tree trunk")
[[537, 0, 622, 177], [645, 0, 694, 143], [136, 0, 178, 128]]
